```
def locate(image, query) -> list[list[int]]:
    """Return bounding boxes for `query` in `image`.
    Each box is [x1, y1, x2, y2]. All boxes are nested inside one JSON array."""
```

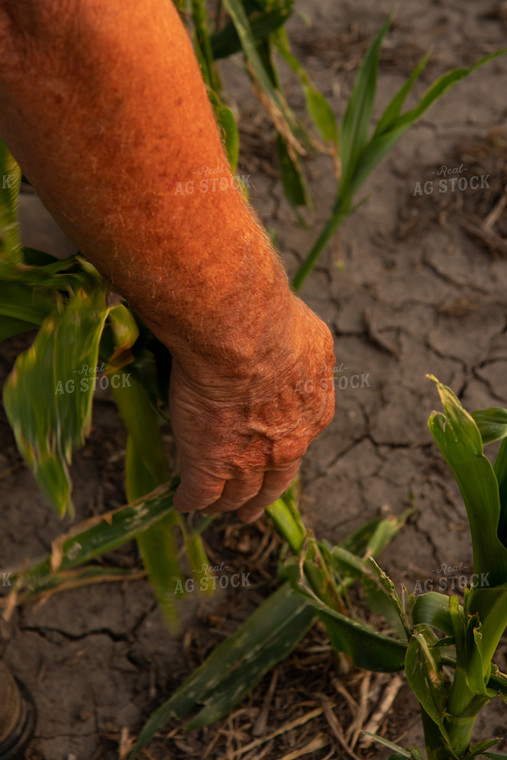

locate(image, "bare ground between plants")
[[1, 0, 507, 758]]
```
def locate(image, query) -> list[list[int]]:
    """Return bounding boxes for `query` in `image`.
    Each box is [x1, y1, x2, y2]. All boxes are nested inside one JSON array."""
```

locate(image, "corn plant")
[[289, 19, 506, 289], [130, 379, 507, 759], [287, 378, 507, 760]]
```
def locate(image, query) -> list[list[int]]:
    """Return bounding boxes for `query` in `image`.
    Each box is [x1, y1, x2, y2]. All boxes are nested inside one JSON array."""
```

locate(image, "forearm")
[[0, 0, 294, 375]]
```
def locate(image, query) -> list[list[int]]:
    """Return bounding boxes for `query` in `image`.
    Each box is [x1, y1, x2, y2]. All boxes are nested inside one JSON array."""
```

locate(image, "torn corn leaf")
[[466, 582, 507, 674], [6, 479, 178, 595], [405, 632, 450, 741], [3, 286, 110, 517], [288, 573, 407, 671]]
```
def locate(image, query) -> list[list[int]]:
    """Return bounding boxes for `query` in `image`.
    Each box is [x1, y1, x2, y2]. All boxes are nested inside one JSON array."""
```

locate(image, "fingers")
[[201, 472, 265, 515], [237, 460, 301, 522], [173, 469, 225, 513], [174, 460, 300, 522]]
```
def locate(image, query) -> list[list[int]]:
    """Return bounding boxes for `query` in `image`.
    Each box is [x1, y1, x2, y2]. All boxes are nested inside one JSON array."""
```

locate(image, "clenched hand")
[[170, 299, 335, 522]]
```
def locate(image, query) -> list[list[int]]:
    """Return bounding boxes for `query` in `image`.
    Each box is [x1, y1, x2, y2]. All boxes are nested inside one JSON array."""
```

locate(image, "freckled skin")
[[0, 0, 336, 521]]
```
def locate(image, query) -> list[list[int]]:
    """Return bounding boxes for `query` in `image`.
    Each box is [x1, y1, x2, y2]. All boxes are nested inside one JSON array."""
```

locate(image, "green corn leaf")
[[440, 656, 507, 698], [466, 583, 507, 672], [112, 365, 211, 613], [304, 84, 339, 145], [481, 754, 507, 760], [408, 749, 426, 760], [494, 439, 507, 547], [0, 281, 57, 325], [360, 574, 408, 641], [129, 583, 315, 758], [290, 578, 406, 671], [352, 50, 507, 201], [427, 377, 507, 588], [216, 103, 239, 172], [7, 479, 178, 595], [339, 14, 391, 190], [191, 0, 220, 93], [361, 731, 412, 757], [266, 483, 306, 554], [374, 50, 431, 136], [0, 138, 22, 264], [339, 507, 413, 558], [296, 542, 343, 610], [412, 592, 454, 636], [331, 544, 371, 577], [221, 0, 298, 143], [397, 50, 507, 131], [338, 517, 386, 555], [183, 529, 213, 594], [3, 287, 109, 517], [0, 250, 94, 293], [0, 315, 36, 342], [112, 371, 170, 486], [107, 304, 139, 362], [431, 636, 455, 648], [131, 492, 412, 755], [184, 595, 314, 729], [463, 612, 490, 695], [16, 565, 144, 603], [465, 738, 502, 760], [276, 133, 311, 213], [274, 30, 338, 145], [472, 408, 507, 445], [367, 557, 410, 637], [405, 632, 450, 742], [125, 433, 183, 630], [113, 372, 195, 628]]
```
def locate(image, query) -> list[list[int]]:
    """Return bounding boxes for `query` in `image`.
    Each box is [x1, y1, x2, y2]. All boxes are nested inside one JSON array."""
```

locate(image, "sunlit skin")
[[0, 0, 335, 521]]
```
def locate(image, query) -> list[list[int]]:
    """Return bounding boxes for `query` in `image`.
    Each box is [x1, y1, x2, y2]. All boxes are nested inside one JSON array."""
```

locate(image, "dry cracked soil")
[[1, 0, 507, 758]]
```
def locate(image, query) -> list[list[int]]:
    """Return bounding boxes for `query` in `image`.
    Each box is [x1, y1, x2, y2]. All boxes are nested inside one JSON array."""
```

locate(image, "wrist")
[[160, 279, 299, 387], [139, 224, 299, 379], [163, 290, 332, 405]]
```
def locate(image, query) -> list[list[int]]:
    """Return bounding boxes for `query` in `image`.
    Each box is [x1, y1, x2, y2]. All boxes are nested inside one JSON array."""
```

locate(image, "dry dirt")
[[1, 0, 507, 758]]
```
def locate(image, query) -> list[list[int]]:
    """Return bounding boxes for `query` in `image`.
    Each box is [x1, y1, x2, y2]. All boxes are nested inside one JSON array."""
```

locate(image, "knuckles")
[[170, 308, 336, 476]]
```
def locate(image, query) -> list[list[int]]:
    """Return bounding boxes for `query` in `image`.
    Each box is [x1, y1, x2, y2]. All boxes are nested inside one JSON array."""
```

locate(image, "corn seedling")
[[290, 19, 507, 290]]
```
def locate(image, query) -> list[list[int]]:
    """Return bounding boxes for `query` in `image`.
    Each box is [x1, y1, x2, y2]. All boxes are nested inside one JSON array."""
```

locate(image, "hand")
[[169, 298, 335, 522]]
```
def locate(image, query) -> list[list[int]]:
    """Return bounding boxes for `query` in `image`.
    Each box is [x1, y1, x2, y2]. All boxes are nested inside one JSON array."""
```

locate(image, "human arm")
[[0, 0, 335, 520]]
